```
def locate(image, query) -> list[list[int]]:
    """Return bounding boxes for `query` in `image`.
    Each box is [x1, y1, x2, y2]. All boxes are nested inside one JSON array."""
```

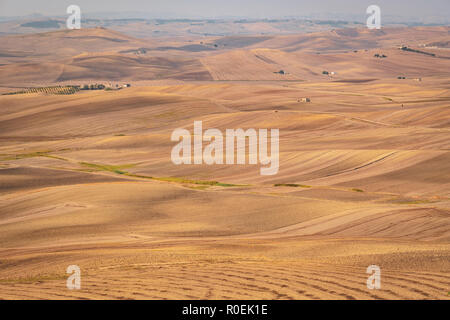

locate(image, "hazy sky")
[[0, 0, 449, 20]]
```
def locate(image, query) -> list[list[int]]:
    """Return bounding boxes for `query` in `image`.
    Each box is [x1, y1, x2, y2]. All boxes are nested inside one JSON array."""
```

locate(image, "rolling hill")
[[0, 25, 449, 300]]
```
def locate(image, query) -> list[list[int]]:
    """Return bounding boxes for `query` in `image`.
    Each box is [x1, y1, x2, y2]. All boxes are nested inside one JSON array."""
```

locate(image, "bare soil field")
[[0, 26, 449, 299]]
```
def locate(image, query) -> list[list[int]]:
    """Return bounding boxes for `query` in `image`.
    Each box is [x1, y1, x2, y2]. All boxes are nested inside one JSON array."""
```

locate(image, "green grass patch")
[[396, 199, 434, 205], [154, 111, 176, 119], [73, 168, 97, 173], [274, 183, 311, 188], [352, 188, 364, 192], [79, 162, 136, 174], [78, 162, 240, 188], [0, 273, 66, 284], [123, 173, 154, 179], [43, 154, 69, 161], [0, 150, 52, 161], [185, 185, 210, 190], [154, 176, 238, 187]]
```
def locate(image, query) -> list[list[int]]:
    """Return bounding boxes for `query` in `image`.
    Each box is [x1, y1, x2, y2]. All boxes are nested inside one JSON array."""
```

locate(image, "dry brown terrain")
[[0, 26, 449, 300]]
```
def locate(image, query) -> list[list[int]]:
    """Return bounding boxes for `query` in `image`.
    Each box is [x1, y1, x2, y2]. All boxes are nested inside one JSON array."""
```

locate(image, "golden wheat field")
[[0, 25, 449, 300]]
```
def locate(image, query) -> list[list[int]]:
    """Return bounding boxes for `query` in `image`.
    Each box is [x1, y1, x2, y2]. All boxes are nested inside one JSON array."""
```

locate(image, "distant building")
[[298, 98, 311, 103], [123, 84, 131, 87]]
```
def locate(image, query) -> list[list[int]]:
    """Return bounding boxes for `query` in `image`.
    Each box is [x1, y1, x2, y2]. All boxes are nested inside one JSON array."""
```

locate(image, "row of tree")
[[3, 86, 81, 95]]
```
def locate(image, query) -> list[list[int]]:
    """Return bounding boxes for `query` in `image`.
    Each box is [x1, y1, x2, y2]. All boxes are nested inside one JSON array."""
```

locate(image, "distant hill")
[[0, 26, 448, 85], [21, 20, 61, 29]]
